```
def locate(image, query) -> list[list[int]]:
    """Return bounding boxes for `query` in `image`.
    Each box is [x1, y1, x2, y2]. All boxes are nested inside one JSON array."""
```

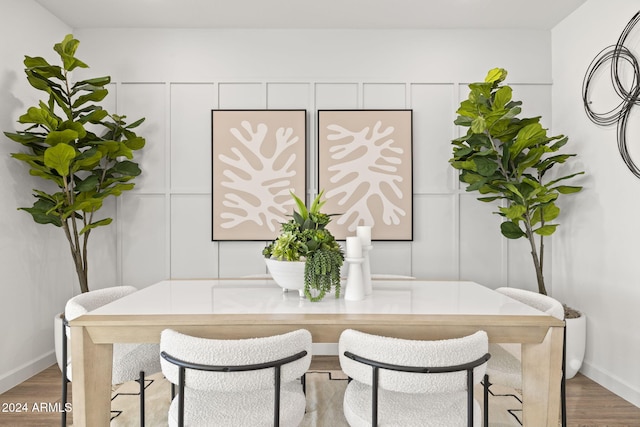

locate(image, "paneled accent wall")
[[113, 80, 551, 291]]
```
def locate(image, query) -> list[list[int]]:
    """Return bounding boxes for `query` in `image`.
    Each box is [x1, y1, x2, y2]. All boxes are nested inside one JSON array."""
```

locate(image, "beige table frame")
[[70, 289, 564, 426]]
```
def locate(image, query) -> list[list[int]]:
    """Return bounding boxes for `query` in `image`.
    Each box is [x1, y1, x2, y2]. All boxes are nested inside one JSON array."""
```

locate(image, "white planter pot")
[[565, 313, 586, 379], [265, 258, 306, 297]]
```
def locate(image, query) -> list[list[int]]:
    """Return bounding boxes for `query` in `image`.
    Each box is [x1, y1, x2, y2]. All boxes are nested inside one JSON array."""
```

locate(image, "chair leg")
[[301, 373, 306, 395], [138, 370, 146, 427], [483, 374, 489, 427], [561, 325, 567, 427], [61, 316, 68, 427]]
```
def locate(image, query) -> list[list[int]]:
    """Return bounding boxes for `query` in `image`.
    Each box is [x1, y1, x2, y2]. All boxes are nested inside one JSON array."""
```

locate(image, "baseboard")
[[0, 351, 57, 394], [580, 360, 640, 408]]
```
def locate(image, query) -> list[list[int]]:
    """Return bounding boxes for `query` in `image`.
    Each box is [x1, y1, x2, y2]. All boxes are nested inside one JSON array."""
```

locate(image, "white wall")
[[552, 0, 640, 406], [0, 1, 73, 393]]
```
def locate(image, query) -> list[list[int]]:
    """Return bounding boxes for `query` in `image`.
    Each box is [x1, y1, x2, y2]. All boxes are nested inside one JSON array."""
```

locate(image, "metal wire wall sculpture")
[[583, 11, 640, 178]]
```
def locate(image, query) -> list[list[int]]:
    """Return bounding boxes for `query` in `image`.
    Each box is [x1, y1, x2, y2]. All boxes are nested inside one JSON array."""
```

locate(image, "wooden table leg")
[[521, 326, 564, 426], [71, 326, 113, 427]]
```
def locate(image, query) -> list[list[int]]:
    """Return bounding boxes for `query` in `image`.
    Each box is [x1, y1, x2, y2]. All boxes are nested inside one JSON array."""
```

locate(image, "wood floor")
[[1, 361, 639, 426]]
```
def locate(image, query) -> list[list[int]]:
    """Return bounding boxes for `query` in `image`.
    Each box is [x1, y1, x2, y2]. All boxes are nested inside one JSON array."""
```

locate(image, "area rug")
[[109, 371, 524, 426]]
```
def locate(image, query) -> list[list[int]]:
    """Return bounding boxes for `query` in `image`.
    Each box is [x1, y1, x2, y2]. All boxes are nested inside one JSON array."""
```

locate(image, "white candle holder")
[[357, 226, 373, 296], [344, 257, 365, 301], [361, 244, 372, 295]]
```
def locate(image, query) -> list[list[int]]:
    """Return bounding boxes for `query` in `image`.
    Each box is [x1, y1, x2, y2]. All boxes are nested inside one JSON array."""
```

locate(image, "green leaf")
[[18, 106, 58, 130], [112, 160, 141, 176], [549, 135, 568, 151], [290, 190, 308, 220], [310, 189, 326, 214], [500, 204, 527, 220], [24, 62, 64, 84], [4, 131, 44, 145], [546, 171, 584, 186], [19, 203, 62, 227], [534, 224, 558, 236], [74, 148, 102, 170], [26, 72, 53, 93], [54, 34, 88, 71], [60, 121, 87, 139], [44, 129, 78, 146], [452, 146, 473, 159], [79, 218, 113, 235], [75, 175, 100, 192], [97, 183, 135, 197], [493, 86, 512, 110], [29, 169, 63, 186], [541, 203, 560, 222], [532, 203, 560, 225], [79, 108, 109, 124], [72, 76, 111, 89], [471, 116, 487, 133], [510, 122, 546, 157], [454, 115, 473, 126], [473, 157, 499, 177], [450, 159, 476, 171], [44, 143, 76, 176], [477, 196, 503, 202], [555, 185, 583, 194], [466, 177, 490, 192], [125, 117, 145, 129], [72, 89, 108, 109], [485, 68, 507, 84], [500, 221, 525, 239], [124, 136, 146, 151]]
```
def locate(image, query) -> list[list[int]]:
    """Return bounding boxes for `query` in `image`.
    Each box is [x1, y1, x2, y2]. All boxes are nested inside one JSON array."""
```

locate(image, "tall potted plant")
[[450, 68, 586, 377], [4, 34, 145, 294]]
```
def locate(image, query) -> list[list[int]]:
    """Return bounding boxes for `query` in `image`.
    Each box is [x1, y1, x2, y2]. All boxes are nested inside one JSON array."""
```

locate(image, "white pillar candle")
[[346, 236, 362, 258], [357, 225, 371, 246]]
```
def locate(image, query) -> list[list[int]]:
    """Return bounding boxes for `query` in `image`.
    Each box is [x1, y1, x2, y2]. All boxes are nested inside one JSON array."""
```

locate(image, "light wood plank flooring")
[[1, 360, 639, 426]]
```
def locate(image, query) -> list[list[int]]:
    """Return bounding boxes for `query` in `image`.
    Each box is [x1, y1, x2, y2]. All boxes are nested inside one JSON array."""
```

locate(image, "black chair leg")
[[301, 373, 306, 395], [138, 370, 146, 427], [483, 374, 489, 426]]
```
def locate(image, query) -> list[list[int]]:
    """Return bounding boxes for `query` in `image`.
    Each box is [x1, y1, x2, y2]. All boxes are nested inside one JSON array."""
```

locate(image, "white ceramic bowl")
[[264, 258, 306, 297]]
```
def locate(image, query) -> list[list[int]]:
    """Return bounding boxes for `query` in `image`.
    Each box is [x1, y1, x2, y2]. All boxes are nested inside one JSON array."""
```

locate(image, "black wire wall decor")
[[583, 10, 640, 178]]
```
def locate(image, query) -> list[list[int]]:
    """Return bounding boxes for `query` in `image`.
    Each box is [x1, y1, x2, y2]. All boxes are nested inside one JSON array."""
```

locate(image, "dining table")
[[69, 278, 564, 426]]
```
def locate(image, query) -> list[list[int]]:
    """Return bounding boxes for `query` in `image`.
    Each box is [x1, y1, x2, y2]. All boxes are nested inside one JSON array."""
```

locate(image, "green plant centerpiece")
[[3, 34, 145, 293], [449, 68, 583, 312], [263, 190, 344, 302]]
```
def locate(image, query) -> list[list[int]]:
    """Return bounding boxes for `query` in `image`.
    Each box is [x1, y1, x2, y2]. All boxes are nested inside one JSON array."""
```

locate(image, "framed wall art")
[[317, 110, 413, 240], [211, 109, 307, 240]]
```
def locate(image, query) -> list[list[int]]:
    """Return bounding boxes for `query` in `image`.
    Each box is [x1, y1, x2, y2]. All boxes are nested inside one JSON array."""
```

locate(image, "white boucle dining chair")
[[484, 287, 566, 426], [339, 329, 490, 427], [160, 328, 312, 427], [61, 286, 162, 427]]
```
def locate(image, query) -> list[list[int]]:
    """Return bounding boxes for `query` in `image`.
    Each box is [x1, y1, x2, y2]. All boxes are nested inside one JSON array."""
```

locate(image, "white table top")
[[89, 279, 547, 317]]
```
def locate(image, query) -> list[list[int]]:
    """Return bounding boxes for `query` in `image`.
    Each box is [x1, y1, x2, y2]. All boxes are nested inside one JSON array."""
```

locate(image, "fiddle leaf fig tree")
[[450, 68, 583, 296], [4, 34, 145, 293]]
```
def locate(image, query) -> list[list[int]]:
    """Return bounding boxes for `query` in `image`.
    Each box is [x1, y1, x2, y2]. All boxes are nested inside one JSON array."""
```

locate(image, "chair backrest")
[[339, 329, 489, 394], [160, 328, 312, 392], [495, 287, 564, 320], [65, 286, 138, 321]]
